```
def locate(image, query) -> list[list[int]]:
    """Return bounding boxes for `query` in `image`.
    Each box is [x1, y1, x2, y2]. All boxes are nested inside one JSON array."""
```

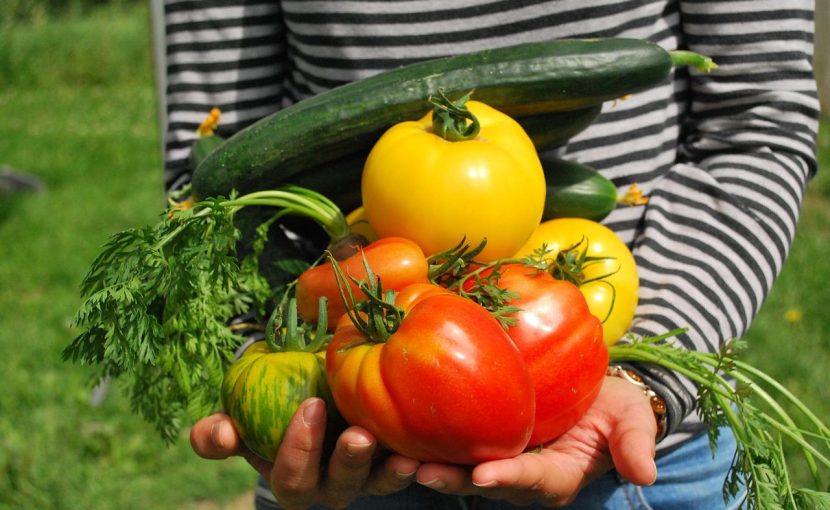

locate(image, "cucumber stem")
[[670, 50, 718, 73]]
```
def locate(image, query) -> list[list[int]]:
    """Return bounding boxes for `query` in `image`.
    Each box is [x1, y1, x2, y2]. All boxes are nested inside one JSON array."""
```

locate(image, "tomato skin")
[[326, 283, 535, 464], [493, 264, 608, 446], [221, 342, 331, 461], [361, 101, 546, 261], [514, 218, 639, 345], [296, 237, 429, 328]]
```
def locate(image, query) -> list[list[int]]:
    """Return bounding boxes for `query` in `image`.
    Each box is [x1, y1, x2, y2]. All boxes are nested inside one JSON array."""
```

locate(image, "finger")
[[418, 457, 566, 506], [270, 398, 327, 509], [415, 463, 477, 496], [190, 413, 241, 460], [364, 454, 420, 496], [318, 427, 377, 507], [471, 453, 573, 506], [606, 402, 657, 486]]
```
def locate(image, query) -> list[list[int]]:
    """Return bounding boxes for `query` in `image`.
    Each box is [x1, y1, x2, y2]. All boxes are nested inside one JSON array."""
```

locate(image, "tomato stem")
[[520, 239, 620, 322], [286, 297, 302, 350], [264, 297, 286, 352], [264, 291, 331, 353], [449, 257, 524, 292], [306, 297, 331, 352], [429, 89, 480, 142], [327, 250, 404, 343], [427, 237, 488, 284]]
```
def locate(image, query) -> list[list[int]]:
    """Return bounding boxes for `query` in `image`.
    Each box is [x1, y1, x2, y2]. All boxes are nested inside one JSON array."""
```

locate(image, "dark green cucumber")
[[289, 105, 604, 214], [193, 38, 707, 199], [190, 134, 225, 169], [541, 156, 619, 222], [517, 104, 602, 150]]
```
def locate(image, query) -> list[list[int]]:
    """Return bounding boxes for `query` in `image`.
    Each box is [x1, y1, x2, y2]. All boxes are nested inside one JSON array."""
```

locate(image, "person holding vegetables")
[[161, 1, 820, 509]]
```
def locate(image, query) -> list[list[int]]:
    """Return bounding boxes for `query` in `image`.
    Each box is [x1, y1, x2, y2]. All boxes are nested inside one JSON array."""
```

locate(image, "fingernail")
[[473, 479, 498, 488], [210, 421, 228, 449], [302, 399, 324, 427], [345, 439, 373, 457], [647, 459, 658, 486], [419, 478, 446, 490], [394, 470, 417, 480]]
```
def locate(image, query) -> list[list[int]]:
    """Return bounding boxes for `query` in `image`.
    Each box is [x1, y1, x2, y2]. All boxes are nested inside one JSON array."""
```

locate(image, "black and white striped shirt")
[[161, 0, 819, 452]]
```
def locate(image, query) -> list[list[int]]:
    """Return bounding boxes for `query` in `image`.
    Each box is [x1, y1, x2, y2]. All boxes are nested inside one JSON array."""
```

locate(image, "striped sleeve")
[[157, 0, 821, 450], [625, 0, 819, 446], [163, 0, 287, 191]]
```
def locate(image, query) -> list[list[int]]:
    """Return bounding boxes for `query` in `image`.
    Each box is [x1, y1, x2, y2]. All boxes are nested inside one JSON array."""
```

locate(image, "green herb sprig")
[[64, 186, 348, 442], [611, 332, 830, 509]]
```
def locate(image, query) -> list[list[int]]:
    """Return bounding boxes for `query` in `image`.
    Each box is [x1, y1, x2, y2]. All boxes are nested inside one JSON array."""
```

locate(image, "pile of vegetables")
[[64, 38, 830, 508]]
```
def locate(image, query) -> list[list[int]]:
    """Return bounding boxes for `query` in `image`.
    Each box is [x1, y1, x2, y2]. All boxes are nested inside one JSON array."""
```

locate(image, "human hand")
[[414, 376, 659, 507], [190, 397, 420, 510]]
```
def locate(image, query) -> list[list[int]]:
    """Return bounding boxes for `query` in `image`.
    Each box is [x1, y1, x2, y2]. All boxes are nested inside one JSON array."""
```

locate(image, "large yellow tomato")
[[361, 99, 545, 261], [514, 218, 639, 345]]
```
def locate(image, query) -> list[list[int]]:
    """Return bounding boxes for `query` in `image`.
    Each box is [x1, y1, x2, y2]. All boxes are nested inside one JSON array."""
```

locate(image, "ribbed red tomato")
[[325, 283, 535, 464]]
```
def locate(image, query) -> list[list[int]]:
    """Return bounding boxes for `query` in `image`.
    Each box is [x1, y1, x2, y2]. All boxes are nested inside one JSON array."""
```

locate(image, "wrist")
[[606, 365, 668, 442]]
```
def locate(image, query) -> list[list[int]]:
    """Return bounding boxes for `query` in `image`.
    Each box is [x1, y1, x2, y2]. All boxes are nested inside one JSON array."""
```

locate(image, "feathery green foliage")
[[611, 334, 830, 509]]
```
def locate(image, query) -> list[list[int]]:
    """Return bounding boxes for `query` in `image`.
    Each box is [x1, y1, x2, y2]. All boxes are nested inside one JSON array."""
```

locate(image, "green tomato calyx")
[[326, 250, 403, 343], [430, 89, 481, 142], [265, 293, 331, 353]]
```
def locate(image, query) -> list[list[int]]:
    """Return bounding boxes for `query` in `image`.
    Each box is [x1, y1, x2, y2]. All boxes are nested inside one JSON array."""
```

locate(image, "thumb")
[[190, 412, 273, 478], [190, 413, 241, 460]]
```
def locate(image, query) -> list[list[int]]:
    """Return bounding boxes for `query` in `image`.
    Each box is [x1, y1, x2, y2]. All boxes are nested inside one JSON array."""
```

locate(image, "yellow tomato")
[[514, 218, 639, 345], [361, 100, 545, 261]]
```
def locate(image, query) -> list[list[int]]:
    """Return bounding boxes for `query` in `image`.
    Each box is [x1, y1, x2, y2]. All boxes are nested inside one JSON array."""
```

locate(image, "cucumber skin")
[[193, 38, 672, 199], [542, 157, 619, 222], [519, 105, 602, 151], [190, 134, 225, 169]]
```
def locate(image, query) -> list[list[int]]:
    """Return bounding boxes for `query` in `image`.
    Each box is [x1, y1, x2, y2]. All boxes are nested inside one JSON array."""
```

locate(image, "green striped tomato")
[[221, 341, 332, 460]]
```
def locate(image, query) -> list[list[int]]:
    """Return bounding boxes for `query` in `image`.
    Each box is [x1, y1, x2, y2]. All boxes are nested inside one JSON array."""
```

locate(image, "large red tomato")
[[295, 237, 429, 329], [325, 283, 535, 464], [467, 263, 609, 446]]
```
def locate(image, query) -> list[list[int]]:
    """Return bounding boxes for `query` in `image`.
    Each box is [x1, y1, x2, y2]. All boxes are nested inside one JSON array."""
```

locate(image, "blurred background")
[[0, 1, 827, 509]]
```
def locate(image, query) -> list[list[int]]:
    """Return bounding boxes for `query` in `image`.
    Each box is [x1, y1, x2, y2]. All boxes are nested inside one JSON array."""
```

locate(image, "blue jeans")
[[255, 427, 745, 510]]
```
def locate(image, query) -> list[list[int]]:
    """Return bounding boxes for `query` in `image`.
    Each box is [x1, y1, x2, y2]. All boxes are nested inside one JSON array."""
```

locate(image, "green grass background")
[[0, 5, 254, 510], [0, 4, 827, 509]]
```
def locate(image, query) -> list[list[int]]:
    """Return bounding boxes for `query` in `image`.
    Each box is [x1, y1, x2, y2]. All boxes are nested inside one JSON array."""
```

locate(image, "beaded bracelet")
[[606, 365, 668, 441]]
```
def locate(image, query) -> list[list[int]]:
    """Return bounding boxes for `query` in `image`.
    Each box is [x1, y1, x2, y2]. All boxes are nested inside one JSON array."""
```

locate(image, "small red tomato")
[[296, 237, 429, 329]]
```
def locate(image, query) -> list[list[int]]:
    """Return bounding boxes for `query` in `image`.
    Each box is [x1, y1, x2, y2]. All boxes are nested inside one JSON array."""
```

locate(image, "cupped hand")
[[414, 376, 659, 507], [190, 397, 420, 510]]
